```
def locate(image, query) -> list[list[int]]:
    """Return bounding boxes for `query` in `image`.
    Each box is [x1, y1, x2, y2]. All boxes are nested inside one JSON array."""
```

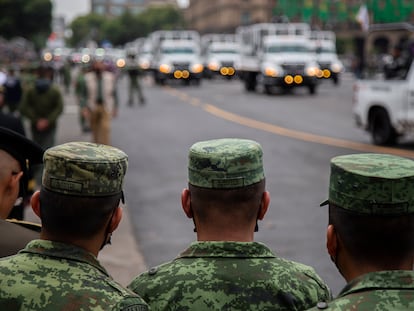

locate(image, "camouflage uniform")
[[129, 138, 331, 310], [0, 240, 148, 311], [0, 142, 148, 311], [308, 153, 414, 310], [129, 240, 331, 310]]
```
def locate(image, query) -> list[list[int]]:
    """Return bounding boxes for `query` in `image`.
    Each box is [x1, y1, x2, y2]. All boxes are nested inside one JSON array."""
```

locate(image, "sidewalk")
[[24, 86, 147, 286]]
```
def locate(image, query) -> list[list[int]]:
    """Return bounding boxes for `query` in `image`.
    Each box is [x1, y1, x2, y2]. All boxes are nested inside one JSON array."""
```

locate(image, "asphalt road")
[[110, 72, 414, 296]]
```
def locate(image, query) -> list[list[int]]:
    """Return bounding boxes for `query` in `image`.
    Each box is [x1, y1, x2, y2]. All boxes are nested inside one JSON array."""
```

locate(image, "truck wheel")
[[244, 73, 257, 92], [371, 110, 397, 145], [264, 85, 273, 95], [308, 84, 317, 95]]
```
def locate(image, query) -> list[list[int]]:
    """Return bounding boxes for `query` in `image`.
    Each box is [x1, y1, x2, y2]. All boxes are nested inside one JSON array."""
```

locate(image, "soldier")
[[307, 153, 414, 310], [83, 59, 118, 145], [19, 63, 64, 187], [0, 127, 43, 257], [128, 138, 331, 310], [0, 141, 149, 311], [125, 54, 145, 106]]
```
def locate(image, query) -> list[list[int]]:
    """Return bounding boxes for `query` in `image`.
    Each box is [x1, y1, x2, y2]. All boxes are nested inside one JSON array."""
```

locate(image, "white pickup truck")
[[353, 61, 414, 145]]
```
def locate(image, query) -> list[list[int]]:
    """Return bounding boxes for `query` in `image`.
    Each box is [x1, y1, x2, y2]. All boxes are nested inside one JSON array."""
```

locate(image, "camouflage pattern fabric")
[[128, 241, 331, 310], [321, 153, 414, 215], [306, 270, 414, 310], [42, 141, 128, 197], [188, 138, 265, 189], [0, 240, 148, 311]]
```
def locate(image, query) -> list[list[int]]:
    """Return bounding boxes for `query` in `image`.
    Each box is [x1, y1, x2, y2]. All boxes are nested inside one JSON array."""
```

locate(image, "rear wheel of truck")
[[308, 84, 317, 95], [244, 73, 257, 92], [370, 109, 397, 145]]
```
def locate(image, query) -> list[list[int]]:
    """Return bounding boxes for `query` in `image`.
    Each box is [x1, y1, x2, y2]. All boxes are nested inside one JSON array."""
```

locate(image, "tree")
[[68, 5, 187, 47], [0, 0, 52, 48]]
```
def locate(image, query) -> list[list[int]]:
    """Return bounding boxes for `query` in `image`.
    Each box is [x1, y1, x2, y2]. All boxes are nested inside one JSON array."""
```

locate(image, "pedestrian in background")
[[128, 138, 331, 310], [307, 153, 414, 310], [0, 141, 149, 311], [0, 127, 43, 258], [19, 64, 63, 149], [83, 59, 118, 145], [126, 54, 145, 106], [3, 66, 22, 114], [74, 64, 91, 133], [19, 63, 63, 188]]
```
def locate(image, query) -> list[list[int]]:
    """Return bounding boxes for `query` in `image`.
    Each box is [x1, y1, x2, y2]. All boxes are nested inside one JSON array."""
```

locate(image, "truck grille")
[[221, 61, 234, 67], [318, 62, 331, 70], [281, 63, 305, 75], [173, 62, 190, 70]]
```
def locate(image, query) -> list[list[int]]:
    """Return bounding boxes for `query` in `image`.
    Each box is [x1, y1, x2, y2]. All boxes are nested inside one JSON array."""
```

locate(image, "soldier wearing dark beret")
[[308, 153, 414, 310], [129, 138, 331, 310], [0, 141, 149, 311], [0, 126, 43, 257]]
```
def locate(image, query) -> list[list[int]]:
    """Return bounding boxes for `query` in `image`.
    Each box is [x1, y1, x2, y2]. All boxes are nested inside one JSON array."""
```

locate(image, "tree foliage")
[[0, 0, 52, 47], [69, 5, 187, 48]]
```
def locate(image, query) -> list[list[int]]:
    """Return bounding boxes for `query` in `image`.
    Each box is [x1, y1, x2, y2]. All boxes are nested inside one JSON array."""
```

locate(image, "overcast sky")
[[52, 0, 189, 23]]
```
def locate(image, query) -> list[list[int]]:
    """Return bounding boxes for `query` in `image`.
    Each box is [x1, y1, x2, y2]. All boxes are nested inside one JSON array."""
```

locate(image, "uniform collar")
[[21, 239, 109, 275], [178, 241, 276, 258], [339, 270, 414, 297]]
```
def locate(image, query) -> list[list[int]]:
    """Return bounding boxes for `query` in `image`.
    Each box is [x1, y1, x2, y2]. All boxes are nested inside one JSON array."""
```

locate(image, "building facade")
[[91, 0, 177, 17], [185, 0, 414, 34], [185, 0, 276, 34]]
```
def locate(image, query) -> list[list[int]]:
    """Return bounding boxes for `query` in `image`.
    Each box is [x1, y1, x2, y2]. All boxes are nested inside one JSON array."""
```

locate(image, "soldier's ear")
[[181, 188, 193, 218], [258, 191, 270, 220], [326, 224, 337, 258], [30, 190, 41, 218]]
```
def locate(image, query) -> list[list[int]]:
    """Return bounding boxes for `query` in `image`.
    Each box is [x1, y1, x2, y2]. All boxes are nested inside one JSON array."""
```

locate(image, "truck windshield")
[[210, 49, 238, 54], [266, 45, 309, 53], [161, 47, 195, 54]]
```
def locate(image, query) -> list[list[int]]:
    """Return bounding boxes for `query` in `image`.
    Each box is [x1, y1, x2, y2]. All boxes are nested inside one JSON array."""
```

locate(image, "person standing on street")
[[0, 141, 149, 311], [307, 153, 414, 310], [0, 127, 43, 258], [84, 59, 118, 145], [19, 63, 63, 188], [3, 66, 23, 114], [19, 63, 63, 150], [128, 138, 331, 310], [126, 54, 145, 106]]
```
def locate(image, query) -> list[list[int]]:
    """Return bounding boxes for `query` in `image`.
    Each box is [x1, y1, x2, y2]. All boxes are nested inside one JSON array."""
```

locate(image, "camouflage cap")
[[42, 142, 128, 197], [321, 153, 414, 215], [188, 138, 265, 189]]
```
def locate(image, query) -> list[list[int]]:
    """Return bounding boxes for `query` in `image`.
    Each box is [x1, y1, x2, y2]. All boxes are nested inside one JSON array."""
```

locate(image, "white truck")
[[353, 24, 414, 145], [310, 30, 344, 85], [148, 30, 204, 85], [236, 23, 320, 95], [201, 34, 240, 79]]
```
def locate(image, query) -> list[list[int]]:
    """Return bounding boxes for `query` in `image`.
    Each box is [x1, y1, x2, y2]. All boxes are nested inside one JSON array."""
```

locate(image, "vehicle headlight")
[[331, 62, 343, 73], [306, 66, 320, 76], [159, 64, 172, 74], [264, 67, 279, 77], [208, 61, 220, 71], [140, 60, 150, 70], [191, 63, 204, 74], [116, 58, 126, 68]]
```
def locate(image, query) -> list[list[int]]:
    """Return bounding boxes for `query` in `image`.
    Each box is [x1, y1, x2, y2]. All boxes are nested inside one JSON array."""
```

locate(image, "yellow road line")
[[169, 88, 414, 158]]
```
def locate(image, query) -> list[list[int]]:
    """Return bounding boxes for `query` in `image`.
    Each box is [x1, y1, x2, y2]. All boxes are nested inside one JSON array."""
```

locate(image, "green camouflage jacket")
[[306, 270, 414, 310], [0, 240, 148, 311], [128, 241, 331, 311]]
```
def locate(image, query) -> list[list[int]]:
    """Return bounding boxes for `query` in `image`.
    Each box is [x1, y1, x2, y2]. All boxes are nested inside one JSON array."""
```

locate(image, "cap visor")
[[320, 199, 329, 207]]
